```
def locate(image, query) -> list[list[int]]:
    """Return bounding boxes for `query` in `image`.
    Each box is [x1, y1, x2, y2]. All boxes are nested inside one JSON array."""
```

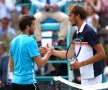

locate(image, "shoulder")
[[84, 24, 97, 34], [29, 35, 37, 42], [10, 35, 20, 45], [29, 36, 36, 42]]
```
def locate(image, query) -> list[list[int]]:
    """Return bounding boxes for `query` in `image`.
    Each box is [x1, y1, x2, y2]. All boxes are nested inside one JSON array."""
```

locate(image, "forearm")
[[52, 50, 66, 59], [40, 51, 52, 67], [92, 1, 101, 12]]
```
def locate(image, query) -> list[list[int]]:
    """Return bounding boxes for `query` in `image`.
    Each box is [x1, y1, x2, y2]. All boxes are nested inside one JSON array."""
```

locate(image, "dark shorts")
[[12, 83, 40, 90]]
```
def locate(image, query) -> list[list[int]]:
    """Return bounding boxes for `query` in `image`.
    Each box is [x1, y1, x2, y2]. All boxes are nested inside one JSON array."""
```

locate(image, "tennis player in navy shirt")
[[9, 15, 53, 90], [41, 5, 106, 85], [68, 5, 106, 85]]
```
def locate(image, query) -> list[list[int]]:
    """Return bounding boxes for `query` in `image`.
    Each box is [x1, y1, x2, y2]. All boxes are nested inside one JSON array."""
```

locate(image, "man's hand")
[[70, 61, 82, 69], [39, 44, 54, 54], [39, 46, 47, 54], [47, 46, 54, 54], [51, 4, 58, 10]]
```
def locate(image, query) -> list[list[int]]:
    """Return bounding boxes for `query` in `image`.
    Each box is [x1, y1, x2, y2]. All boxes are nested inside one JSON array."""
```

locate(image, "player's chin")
[[71, 23, 76, 26]]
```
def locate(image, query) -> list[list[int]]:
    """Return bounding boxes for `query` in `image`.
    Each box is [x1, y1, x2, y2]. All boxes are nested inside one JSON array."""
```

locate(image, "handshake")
[[39, 44, 81, 70], [39, 44, 54, 55], [39, 44, 66, 59]]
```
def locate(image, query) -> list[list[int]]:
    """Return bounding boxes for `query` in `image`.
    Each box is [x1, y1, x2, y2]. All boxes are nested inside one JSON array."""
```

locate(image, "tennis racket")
[[66, 38, 82, 64]]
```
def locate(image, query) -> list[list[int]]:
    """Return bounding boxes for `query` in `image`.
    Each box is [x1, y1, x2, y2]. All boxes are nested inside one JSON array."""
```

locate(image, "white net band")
[[53, 76, 108, 90]]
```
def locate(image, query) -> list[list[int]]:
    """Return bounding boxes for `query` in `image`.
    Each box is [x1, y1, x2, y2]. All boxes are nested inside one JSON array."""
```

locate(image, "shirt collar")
[[77, 21, 86, 34]]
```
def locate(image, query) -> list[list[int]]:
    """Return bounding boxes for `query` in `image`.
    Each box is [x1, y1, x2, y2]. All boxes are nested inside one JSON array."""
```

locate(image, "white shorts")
[[81, 74, 102, 85]]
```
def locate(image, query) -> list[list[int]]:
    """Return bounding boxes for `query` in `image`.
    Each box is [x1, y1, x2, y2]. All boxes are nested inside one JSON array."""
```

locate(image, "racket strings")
[[66, 38, 82, 63], [67, 44, 76, 62]]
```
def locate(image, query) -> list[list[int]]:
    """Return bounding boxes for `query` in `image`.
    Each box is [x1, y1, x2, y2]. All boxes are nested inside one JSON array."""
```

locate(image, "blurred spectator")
[[0, 0, 11, 20], [5, 0, 20, 32], [99, 0, 108, 28], [0, 16, 16, 51], [21, 6, 29, 15], [5, 0, 16, 12], [0, 41, 12, 90], [85, 0, 101, 13], [0, 16, 16, 39], [101, 27, 108, 65], [86, 3, 100, 32], [31, 0, 69, 46]]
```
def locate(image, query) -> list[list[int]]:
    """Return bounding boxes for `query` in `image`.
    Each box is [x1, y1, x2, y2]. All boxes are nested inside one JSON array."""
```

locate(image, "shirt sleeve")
[[85, 29, 99, 46], [28, 39, 40, 57]]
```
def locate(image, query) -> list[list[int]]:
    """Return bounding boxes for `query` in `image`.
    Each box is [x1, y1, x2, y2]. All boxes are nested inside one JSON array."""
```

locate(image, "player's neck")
[[22, 29, 29, 36], [77, 20, 85, 30]]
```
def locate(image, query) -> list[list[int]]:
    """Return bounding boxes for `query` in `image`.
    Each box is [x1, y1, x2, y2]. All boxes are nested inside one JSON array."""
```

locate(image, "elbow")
[[37, 63, 45, 68], [103, 53, 106, 60], [100, 51, 106, 60]]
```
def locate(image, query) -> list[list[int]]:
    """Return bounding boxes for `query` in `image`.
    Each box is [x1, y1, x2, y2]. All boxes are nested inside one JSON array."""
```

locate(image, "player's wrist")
[[52, 49, 56, 55]]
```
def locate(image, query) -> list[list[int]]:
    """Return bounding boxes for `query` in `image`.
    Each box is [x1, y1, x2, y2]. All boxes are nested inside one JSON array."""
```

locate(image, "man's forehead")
[[68, 12, 74, 16]]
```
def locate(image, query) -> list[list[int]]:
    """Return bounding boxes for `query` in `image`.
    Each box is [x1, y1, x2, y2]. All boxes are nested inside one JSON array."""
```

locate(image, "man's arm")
[[70, 44, 106, 69], [9, 56, 14, 72], [34, 47, 53, 68], [81, 44, 106, 66], [39, 46, 66, 59], [52, 50, 66, 59]]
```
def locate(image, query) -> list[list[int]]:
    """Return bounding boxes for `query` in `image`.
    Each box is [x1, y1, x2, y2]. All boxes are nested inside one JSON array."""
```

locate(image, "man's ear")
[[26, 25, 30, 30]]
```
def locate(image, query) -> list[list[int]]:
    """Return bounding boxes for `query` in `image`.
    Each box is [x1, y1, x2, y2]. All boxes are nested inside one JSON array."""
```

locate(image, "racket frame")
[[66, 38, 82, 64]]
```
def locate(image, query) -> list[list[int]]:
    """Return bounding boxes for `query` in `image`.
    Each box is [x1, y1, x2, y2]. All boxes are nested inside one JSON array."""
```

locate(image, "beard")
[[29, 29, 34, 35], [71, 23, 76, 26], [71, 21, 77, 26]]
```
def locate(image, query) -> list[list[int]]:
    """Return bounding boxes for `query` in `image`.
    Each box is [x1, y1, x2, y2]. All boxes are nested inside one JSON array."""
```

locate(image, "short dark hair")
[[71, 5, 87, 20], [18, 15, 35, 31]]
